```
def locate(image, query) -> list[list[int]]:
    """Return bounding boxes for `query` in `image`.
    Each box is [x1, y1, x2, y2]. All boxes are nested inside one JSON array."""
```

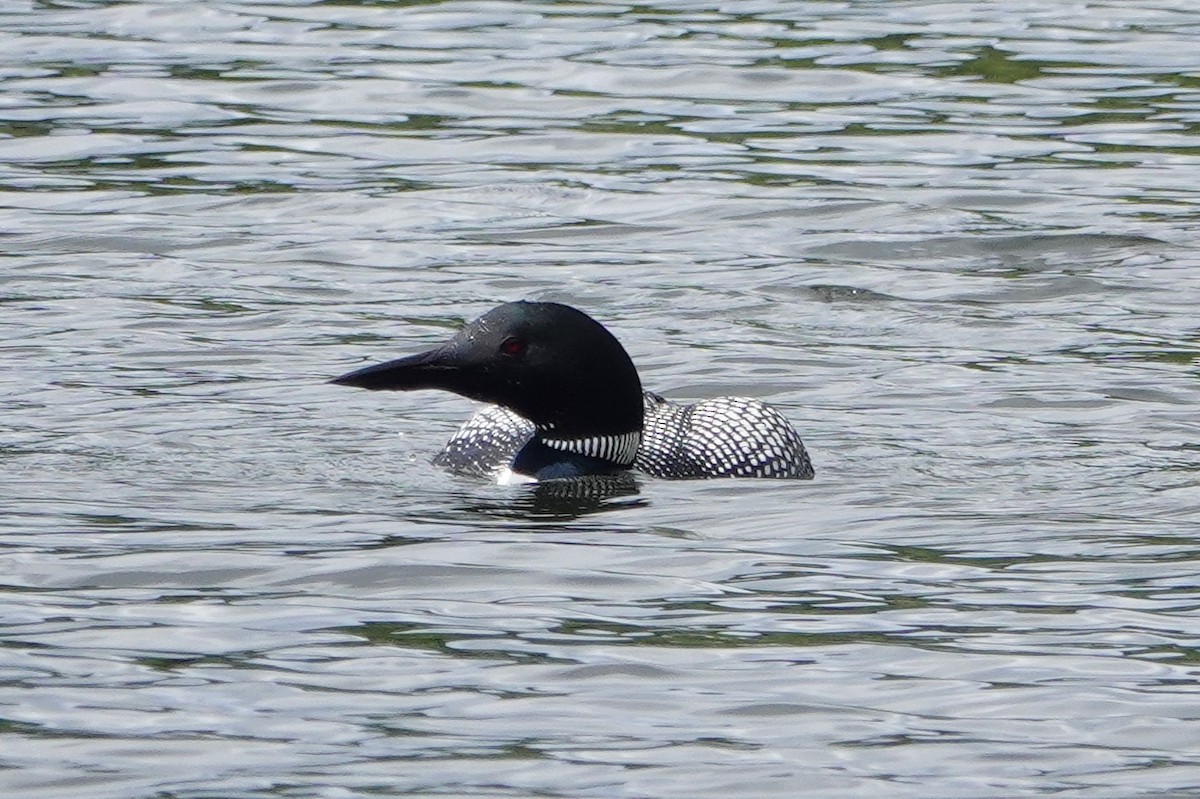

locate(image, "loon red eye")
[[499, 336, 525, 356]]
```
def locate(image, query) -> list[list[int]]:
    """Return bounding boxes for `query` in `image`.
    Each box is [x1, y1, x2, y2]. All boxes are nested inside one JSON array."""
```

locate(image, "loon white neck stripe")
[[542, 431, 640, 465]]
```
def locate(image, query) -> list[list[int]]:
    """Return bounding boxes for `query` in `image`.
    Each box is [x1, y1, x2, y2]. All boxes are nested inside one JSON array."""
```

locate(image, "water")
[[5, 1, 1200, 796]]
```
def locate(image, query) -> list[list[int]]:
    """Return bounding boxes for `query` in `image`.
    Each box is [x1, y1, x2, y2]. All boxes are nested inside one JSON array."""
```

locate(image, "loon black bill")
[[329, 347, 455, 391]]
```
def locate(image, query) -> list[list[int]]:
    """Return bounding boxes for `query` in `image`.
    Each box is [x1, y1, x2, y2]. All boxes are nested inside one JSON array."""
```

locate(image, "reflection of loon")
[[332, 302, 814, 483]]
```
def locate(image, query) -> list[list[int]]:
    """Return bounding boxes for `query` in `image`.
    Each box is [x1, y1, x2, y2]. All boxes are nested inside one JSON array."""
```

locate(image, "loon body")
[[331, 302, 814, 483]]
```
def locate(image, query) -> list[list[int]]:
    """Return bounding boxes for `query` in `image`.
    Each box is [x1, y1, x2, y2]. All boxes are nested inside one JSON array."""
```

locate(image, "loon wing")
[[637, 394, 814, 479]]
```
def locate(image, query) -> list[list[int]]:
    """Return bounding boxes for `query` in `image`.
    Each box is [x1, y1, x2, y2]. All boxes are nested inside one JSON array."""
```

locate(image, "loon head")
[[331, 302, 644, 458]]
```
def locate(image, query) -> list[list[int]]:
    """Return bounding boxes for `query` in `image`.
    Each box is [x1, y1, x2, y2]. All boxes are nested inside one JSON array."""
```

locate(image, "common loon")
[[331, 302, 814, 483]]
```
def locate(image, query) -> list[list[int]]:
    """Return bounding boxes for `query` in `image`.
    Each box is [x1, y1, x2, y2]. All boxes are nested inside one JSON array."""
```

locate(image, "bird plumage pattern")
[[434, 391, 813, 480]]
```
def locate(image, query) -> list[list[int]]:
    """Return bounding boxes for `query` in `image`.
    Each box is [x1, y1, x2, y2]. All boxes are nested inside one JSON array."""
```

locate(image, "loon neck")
[[511, 428, 641, 481], [540, 429, 640, 464]]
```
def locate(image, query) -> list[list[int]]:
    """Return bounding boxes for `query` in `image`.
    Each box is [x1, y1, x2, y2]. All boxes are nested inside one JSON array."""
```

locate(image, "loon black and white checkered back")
[[636, 392, 813, 479]]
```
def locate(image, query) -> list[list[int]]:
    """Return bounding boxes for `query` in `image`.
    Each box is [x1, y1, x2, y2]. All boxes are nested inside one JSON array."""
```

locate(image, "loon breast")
[[433, 392, 814, 481]]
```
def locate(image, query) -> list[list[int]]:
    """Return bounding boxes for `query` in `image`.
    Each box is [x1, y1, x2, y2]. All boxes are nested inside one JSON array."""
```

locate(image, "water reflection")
[[453, 474, 647, 521]]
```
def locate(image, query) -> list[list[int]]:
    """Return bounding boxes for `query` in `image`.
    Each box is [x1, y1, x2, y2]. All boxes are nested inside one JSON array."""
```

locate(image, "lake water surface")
[[5, 1, 1200, 797]]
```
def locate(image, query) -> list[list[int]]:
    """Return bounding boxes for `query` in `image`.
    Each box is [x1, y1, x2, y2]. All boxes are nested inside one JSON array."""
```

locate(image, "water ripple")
[[5, 1, 1200, 798]]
